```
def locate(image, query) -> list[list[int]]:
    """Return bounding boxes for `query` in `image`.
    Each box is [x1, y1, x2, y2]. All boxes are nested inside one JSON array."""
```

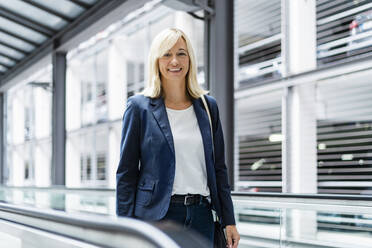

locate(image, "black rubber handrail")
[[0, 202, 209, 248]]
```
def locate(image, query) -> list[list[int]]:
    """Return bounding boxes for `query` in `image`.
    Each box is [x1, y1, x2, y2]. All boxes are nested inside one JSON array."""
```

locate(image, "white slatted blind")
[[236, 0, 282, 86], [316, 73, 372, 194], [236, 90, 282, 192], [317, 0, 372, 65]]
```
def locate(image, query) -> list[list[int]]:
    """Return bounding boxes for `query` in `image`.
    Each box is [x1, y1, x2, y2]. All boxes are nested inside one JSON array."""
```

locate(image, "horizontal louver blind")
[[236, 91, 282, 192], [316, 77, 372, 194], [237, 0, 282, 86], [317, 0, 372, 65]]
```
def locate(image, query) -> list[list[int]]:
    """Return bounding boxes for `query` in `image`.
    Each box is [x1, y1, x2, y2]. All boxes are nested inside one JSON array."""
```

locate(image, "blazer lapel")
[[150, 97, 175, 155]]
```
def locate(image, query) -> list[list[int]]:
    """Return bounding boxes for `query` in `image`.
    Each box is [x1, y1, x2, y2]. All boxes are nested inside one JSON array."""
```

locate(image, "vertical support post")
[[0, 93, 4, 184], [233, 0, 239, 188], [281, 0, 317, 194], [52, 52, 67, 185], [281, 0, 317, 241], [208, 0, 235, 189], [204, 9, 211, 91]]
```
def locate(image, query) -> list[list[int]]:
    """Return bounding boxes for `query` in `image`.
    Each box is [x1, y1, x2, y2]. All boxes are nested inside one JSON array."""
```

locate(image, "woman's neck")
[[162, 78, 192, 109]]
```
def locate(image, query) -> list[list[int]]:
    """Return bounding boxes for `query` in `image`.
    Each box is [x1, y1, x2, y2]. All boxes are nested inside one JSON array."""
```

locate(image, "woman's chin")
[[165, 74, 186, 80]]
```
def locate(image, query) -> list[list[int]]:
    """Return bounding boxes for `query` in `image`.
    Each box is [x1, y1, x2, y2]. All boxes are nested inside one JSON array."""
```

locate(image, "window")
[[316, 73, 372, 194], [79, 49, 108, 126], [80, 157, 84, 181], [139, 63, 145, 83], [317, 1, 372, 65], [78, 130, 108, 185], [236, 90, 282, 192], [67, 46, 110, 187], [86, 156, 92, 181], [24, 106, 31, 141], [23, 144, 35, 184], [126, 61, 137, 97], [24, 161, 30, 180], [96, 81, 107, 123], [81, 81, 93, 105], [80, 154, 92, 182], [127, 61, 135, 85], [97, 154, 106, 180], [236, 0, 282, 87], [5, 65, 52, 186], [80, 153, 107, 183]]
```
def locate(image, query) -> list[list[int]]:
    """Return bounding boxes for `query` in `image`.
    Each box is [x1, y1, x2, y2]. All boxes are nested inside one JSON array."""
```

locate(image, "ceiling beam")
[[68, 0, 91, 9]]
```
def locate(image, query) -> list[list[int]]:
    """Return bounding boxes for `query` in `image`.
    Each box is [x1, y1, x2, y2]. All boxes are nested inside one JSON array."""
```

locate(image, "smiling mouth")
[[168, 68, 182, 72]]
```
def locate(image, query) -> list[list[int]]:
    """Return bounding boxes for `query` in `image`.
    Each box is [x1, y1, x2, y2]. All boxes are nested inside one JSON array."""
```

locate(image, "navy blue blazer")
[[116, 94, 235, 226]]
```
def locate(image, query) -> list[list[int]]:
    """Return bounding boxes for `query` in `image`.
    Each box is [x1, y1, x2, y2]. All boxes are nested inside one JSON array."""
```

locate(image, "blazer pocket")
[[136, 180, 155, 206]]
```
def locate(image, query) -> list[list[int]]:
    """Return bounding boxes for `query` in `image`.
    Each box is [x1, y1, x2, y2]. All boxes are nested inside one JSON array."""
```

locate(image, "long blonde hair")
[[141, 28, 207, 98]]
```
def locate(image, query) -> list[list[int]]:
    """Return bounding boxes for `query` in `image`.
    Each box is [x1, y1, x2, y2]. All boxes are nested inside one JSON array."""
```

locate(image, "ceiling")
[[0, 0, 108, 77]]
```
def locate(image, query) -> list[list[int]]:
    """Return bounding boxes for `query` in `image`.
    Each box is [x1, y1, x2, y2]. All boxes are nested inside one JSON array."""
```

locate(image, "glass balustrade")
[[1, 187, 371, 247], [233, 193, 372, 248]]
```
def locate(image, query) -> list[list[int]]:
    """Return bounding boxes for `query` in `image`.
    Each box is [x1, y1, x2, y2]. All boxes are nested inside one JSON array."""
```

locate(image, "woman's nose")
[[170, 56, 179, 65]]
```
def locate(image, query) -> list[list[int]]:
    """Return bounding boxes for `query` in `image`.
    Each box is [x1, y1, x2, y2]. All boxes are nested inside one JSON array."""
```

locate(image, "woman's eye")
[[178, 53, 187, 56], [163, 53, 171, 57]]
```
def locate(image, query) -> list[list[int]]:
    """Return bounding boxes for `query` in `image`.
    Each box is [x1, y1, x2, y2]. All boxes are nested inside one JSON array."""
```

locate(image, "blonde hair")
[[141, 28, 208, 98]]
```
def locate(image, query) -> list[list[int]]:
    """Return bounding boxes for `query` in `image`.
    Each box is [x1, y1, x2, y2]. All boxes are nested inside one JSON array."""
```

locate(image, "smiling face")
[[158, 38, 190, 83]]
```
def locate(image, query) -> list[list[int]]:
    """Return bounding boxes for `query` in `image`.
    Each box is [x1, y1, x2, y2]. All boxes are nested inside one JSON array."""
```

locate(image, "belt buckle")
[[184, 195, 192, 205]]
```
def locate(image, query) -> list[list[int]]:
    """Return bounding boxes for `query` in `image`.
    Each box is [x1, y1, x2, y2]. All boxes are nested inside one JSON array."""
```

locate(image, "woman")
[[116, 28, 240, 248]]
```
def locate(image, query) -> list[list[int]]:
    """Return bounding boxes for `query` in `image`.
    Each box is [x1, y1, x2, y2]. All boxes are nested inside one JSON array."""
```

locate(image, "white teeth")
[[168, 68, 181, 72]]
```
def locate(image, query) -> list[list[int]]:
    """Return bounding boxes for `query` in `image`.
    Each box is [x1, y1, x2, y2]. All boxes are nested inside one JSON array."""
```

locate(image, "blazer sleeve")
[[116, 97, 140, 217], [208, 96, 236, 226]]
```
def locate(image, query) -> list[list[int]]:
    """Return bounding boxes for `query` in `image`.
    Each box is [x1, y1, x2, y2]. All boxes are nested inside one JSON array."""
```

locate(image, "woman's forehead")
[[169, 38, 187, 50]]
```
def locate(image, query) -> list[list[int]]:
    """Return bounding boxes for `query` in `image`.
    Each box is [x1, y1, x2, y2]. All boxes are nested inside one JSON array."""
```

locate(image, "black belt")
[[171, 194, 209, 206]]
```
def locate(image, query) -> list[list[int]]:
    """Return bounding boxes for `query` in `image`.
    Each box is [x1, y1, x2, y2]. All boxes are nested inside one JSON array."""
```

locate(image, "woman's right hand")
[[225, 225, 240, 248]]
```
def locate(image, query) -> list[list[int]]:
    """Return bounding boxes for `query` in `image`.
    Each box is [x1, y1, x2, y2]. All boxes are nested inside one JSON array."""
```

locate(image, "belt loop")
[[184, 194, 191, 205]]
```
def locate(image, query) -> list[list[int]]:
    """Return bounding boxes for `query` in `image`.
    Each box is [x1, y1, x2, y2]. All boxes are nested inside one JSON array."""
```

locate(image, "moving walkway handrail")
[[1, 185, 115, 193], [231, 192, 372, 214], [232, 192, 372, 203], [0, 202, 209, 248]]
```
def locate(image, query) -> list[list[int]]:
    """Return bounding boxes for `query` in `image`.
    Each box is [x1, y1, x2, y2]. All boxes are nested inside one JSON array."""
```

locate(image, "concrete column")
[[108, 39, 127, 188], [281, 0, 317, 241], [0, 93, 4, 184], [52, 52, 67, 185], [208, 0, 235, 188], [282, 0, 317, 194]]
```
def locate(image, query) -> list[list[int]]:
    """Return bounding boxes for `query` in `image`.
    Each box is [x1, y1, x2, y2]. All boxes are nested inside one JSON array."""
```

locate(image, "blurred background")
[[0, 1, 371, 247]]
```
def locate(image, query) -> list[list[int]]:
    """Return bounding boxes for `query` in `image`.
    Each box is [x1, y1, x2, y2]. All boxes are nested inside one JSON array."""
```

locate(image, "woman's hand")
[[225, 225, 240, 248]]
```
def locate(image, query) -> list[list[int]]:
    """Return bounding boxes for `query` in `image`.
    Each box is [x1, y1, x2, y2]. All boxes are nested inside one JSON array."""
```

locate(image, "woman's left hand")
[[225, 225, 240, 248]]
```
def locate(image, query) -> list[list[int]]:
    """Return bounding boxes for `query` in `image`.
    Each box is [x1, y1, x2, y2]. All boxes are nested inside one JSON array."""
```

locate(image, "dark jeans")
[[162, 200, 214, 247]]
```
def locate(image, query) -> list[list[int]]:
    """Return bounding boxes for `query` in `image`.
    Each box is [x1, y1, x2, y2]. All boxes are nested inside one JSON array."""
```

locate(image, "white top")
[[166, 105, 210, 196]]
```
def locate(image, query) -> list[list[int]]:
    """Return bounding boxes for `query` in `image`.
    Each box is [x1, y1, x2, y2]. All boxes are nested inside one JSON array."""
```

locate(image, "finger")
[[232, 234, 240, 248], [232, 238, 239, 248], [226, 233, 233, 248]]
